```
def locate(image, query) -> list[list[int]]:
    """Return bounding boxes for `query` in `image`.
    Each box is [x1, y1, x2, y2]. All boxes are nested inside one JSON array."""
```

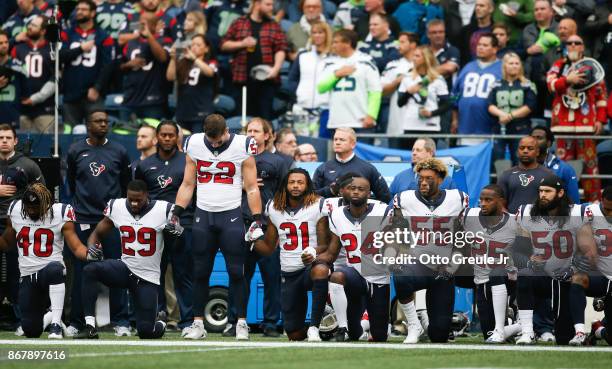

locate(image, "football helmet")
[[568, 57, 605, 92]]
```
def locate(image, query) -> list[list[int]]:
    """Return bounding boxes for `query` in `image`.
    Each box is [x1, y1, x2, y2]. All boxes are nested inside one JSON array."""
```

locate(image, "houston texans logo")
[[157, 175, 173, 188], [518, 173, 535, 187], [89, 162, 106, 176]]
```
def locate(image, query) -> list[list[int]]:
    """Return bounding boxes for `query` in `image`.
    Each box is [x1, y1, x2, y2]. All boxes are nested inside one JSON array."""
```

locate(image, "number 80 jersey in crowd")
[[184, 133, 257, 212], [8, 201, 76, 277], [104, 199, 173, 285], [265, 198, 325, 273]]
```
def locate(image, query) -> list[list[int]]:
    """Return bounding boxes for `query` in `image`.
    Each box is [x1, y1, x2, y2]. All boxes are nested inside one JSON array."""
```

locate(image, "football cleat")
[[587, 320, 604, 346], [569, 332, 587, 346], [236, 320, 249, 341], [222, 323, 235, 337], [485, 329, 505, 344], [538, 332, 555, 343], [74, 324, 99, 339], [64, 325, 79, 337], [48, 323, 63, 339], [307, 326, 322, 342], [516, 332, 536, 345], [183, 322, 207, 340], [114, 325, 131, 337], [403, 323, 424, 344], [263, 326, 280, 337], [14, 326, 24, 336], [334, 327, 349, 342]]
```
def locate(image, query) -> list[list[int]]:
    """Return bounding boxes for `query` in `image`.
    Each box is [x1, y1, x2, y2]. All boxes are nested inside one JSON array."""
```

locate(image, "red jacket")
[[546, 58, 608, 133]]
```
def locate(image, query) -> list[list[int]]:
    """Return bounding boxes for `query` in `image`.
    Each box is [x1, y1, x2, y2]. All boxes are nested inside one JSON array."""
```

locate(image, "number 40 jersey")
[[104, 199, 173, 285], [8, 201, 76, 277]]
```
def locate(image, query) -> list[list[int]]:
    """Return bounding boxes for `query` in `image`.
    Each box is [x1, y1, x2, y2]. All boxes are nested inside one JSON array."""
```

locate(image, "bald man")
[[294, 144, 318, 162]]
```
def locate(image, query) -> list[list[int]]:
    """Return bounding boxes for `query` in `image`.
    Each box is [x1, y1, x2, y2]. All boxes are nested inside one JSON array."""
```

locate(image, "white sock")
[[85, 316, 96, 327], [491, 284, 507, 332], [237, 318, 246, 325], [399, 301, 420, 327], [49, 284, 65, 325], [503, 323, 522, 338], [329, 282, 348, 328], [194, 319, 204, 327], [595, 326, 604, 339], [574, 323, 585, 334], [518, 310, 534, 335]]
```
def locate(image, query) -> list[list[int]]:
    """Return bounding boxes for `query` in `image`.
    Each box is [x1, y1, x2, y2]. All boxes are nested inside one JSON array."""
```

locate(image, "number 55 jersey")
[[104, 199, 173, 285]]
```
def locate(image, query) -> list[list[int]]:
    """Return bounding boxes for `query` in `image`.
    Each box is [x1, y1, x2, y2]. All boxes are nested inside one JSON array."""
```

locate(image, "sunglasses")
[[566, 41, 583, 46]]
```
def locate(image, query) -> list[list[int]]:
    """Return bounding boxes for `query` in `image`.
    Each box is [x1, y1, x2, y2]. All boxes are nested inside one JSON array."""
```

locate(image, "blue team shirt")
[[389, 167, 457, 198], [12, 40, 55, 117]]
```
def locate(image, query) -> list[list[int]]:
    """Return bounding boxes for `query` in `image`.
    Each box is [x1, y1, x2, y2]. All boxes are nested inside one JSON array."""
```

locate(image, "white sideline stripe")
[[70, 347, 261, 358], [2, 340, 612, 353]]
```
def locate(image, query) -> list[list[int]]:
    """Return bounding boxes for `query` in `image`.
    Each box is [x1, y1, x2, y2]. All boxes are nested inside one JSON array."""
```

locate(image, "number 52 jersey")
[[104, 199, 173, 285]]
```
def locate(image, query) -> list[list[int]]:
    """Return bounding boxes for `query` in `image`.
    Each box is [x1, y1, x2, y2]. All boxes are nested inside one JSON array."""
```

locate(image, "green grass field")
[[1, 331, 612, 369]]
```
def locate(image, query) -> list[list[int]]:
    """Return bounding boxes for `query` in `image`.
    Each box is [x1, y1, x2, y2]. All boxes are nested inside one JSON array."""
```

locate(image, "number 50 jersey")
[[8, 201, 76, 277], [104, 199, 173, 285]]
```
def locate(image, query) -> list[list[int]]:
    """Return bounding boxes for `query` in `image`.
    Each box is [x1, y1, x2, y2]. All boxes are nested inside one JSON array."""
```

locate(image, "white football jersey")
[[394, 189, 469, 270], [328, 201, 391, 284], [184, 133, 257, 212], [322, 51, 382, 129], [381, 57, 413, 135], [517, 204, 585, 277], [461, 208, 517, 284], [265, 198, 325, 272], [585, 204, 612, 280], [8, 201, 75, 276], [105, 199, 172, 285]]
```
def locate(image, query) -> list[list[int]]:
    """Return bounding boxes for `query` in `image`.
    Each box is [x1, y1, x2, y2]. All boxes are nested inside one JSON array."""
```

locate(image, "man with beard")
[[251, 168, 329, 341], [2, 0, 41, 44], [318, 175, 391, 342], [392, 157, 469, 344], [514, 175, 594, 345], [567, 186, 612, 346], [59, 0, 113, 128], [0, 30, 24, 129], [547, 34, 608, 202], [498, 136, 553, 213], [221, 0, 288, 120], [459, 184, 522, 343], [12, 15, 54, 133], [134, 121, 194, 335]]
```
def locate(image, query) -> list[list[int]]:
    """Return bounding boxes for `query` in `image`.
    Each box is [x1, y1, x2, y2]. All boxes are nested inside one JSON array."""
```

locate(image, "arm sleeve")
[[29, 81, 55, 104], [317, 73, 339, 93], [429, 95, 451, 117], [397, 92, 410, 107], [367, 91, 382, 119]]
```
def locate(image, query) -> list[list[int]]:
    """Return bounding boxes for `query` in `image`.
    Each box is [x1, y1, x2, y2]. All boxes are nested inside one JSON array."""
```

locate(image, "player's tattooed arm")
[[63, 222, 91, 261], [175, 155, 197, 210], [243, 156, 262, 216], [577, 223, 598, 267], [316, 233, 340, 264], [0, 219, 16, 252], [253, 219, 279, 256]]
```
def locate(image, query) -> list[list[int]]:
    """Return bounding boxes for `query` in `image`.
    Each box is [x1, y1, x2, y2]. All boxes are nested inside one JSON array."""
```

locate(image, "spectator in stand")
[[120, 12, 172, 120], [492, 23, 521, 59], [333, 0, 366, 30], [313, 127, 390, 202], [354, 0, 400, 41], [492, 0, 534, 46], [135, 124, 158, 160], [462, 0, 494, 62], [59, 0, 114, 128], [274, 127, 298, 162], [317, 29, 382, 135], [1, 0, 41, 44], [12, 15, 54, 133], [167, 34, 218, 133], [287, 20, 331, 137], [551, 0, 596, 27], [118, 0, 178, 46], [487, 53, 537, 164], [388, 137, 457, 197], [173, 10, 207, 51], [530, 125, 580, 204], [426, 20, 460, 93], [357, 13, 400, 72], [0, 30, 23, 128], [546, 34, 608, 202], [221, 0, 288, 120], [205, 0, 249, 54], [294, 143, 318, 162], [286, 0, 327, 59], [393, 0, 443, 43], [396, 46, 450, 149], [451, 33, 501, 146], [33, 0, 56, 18], [582, 1, 611, 89], [96, 0, 137, 40], [439, 0, 474, 52], [382, 32, 417, 140]]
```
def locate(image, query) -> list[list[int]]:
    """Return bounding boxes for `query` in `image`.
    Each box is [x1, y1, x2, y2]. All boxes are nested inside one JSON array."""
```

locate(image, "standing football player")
[[173, 114, 262, 340], [393, 158, 469, 344], [318, 175, 391, 342], [75, 180, 177, 339], [514, 175, 594, 345], [251, 168, 329, 341], [0, 183, 102, 339]]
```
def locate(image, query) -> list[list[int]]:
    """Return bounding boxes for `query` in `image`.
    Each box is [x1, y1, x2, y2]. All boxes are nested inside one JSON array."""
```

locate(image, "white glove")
[[245, 220, 264, 242]]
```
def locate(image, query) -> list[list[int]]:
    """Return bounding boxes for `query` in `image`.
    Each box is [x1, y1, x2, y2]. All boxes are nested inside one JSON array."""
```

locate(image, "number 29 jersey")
[[265, 198, 325, 272], [184, 133, 257, 212], [104, 199, 173, 285], [8, 201, 76, 277]]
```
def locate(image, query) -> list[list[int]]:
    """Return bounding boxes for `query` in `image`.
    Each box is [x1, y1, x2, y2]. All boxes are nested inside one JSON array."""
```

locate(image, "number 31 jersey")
[[104, 199, 173, 285], [184, 133, 257, 212], [265, 198, 325, 272], [8, 201, 76, 277]]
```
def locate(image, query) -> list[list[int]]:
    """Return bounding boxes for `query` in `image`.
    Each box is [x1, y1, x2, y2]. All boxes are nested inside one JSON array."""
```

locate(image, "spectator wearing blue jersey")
[[354, 0, 400, 41], [1, 0, 41, 45], [167, 34, 218, 133], [531, 125, 580, 204], [451, 32, 501, 146], [388, 137, 456, 197], [0, 30, 24, 129], [357, 13, 400, 72]]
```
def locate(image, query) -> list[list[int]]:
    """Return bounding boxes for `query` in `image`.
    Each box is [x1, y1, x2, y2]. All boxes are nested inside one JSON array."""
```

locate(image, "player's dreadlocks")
[[21, 183, 54, 223], [273, 168, 319, 212], [414, 157, 448, 179]]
